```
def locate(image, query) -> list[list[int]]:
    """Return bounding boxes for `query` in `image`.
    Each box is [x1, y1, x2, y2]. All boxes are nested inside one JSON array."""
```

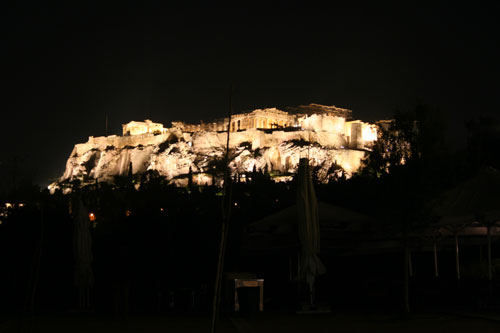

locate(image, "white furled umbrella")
[[74, 199, 94, 309], [296, 158, 325, 306]]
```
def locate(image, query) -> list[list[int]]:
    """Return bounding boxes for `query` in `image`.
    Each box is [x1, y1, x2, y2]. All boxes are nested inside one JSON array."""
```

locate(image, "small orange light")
[[160, 208, 165, 212], [125, 210, 131, 217], [89, 212, 96, 221]]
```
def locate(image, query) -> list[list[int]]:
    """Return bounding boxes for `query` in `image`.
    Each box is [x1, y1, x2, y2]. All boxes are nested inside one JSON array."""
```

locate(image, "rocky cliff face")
[[51, 127, 369, 191]]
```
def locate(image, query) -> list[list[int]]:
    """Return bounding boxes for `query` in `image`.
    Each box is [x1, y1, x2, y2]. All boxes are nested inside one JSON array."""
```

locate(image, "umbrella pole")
[[403, 238, 410, 315], [487, 225, 493, 298], [409, 249, 413, 278], [297, 250, 300, 309], [297, 250, 301, 277], [210, 86, 233, 333], [480, 244, 483, 263], [433, 242, 439, 278], [310, 279, 315, 306], [455, 234, 460, 280], [487, 225, 492, 281]]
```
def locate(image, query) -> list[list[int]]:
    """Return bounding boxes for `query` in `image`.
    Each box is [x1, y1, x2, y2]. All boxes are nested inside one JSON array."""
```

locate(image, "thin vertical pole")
[[487, 224, 493, 297], [455, 234, 461, 280], [29, 206, 44, 313], [210, 86, 233, 333], [480, 244, 483, 263], [433, 242, 439, 278], [310, 281, 314, 306], [403, 231, 410, 314], [408, 249, 413, 278], [297, 249, 301, 277], [487, 225, 492, 281]]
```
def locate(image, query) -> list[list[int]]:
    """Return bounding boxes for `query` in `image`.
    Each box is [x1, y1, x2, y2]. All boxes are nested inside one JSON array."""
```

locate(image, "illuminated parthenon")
[[53, 103, 381, 193], [172, 108, 296, 132], [170, 103, 353, 133], [120, 103, 377, 149], [122, 119, 166, 136]]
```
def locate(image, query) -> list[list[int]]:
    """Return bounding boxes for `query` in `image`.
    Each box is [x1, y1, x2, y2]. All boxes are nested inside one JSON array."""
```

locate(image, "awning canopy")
[[430, 167, 500, 227]]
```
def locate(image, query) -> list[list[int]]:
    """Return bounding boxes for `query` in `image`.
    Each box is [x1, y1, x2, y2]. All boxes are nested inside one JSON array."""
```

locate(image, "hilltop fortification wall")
[[51, 103, 379, 192]]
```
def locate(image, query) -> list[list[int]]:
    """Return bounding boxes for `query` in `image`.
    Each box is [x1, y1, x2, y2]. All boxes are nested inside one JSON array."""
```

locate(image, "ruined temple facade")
[[171, 107, 296, 133], [52, 103, 384, 193], [170, 103, 353, 133], [121, 104, 377, 149], [122, 119, 166, 136]]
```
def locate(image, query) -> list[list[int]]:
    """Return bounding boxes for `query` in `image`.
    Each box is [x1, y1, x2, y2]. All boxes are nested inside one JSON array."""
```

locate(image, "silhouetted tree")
[[360, 104, 450, 315], [466, 115, 500, 172]]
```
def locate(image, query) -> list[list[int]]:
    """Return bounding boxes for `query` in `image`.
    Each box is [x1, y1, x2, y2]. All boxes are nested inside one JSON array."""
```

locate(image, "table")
[[234, 278, 264, 311]]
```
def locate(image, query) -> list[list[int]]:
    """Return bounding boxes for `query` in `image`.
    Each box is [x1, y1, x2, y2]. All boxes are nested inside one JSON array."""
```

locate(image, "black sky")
[[2, 2, 499, 187]]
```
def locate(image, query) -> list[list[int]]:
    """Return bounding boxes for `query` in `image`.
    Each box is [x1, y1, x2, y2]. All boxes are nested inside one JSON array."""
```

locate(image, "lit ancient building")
[[122, 104, 377, 150], [122, 119, 165, 136], [172, 108, 297, 133], [287, 103, 352, 119], [345, 120, 378, 149], [51, 103, 383, 193], [171, 104, 353, 133], [229, 107, 297, 131]]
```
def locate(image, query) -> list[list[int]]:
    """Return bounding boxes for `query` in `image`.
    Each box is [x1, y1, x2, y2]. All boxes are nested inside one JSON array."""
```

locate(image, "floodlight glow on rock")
[[50, 104, 385, 192]]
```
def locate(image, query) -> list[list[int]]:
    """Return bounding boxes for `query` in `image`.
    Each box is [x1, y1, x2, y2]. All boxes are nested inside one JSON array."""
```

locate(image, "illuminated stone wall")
[[122, 119, 165, 136], [50, 103, 382, 192], [345, 121, 377, 149], [56, 127, 369, 190], [229, 108, 297, 131], [299, 114, 346, 133], [287, 103, 352, 118], [170, 104, 373, 142], [129, 105, 363, 137], [172, 107, 298, 133]]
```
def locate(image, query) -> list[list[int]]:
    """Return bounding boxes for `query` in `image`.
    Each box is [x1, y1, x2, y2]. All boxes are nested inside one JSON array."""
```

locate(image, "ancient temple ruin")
[[122, 119, 166, 136], [170, 103, 354, 133], [51, 103, 381, 192], [119, 104, 377, 150], [120, 103, 377, 150]]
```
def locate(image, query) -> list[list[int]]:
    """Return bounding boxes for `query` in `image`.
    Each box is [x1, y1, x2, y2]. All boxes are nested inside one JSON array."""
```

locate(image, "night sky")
[[3, 2, 499, 187]]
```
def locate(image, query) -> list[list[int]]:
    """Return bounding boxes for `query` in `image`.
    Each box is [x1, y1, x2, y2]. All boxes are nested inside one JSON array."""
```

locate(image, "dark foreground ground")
[[3, 312, 500, 333]]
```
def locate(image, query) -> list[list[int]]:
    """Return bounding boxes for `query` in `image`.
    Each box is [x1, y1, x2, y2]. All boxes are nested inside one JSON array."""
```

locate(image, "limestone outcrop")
[[50, 104, 378, 192], [50, 126, 370, 192]]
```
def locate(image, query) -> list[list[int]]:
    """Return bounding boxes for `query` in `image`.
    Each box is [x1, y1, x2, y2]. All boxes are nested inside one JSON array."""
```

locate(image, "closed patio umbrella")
[[296, 158, 325, 306]]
